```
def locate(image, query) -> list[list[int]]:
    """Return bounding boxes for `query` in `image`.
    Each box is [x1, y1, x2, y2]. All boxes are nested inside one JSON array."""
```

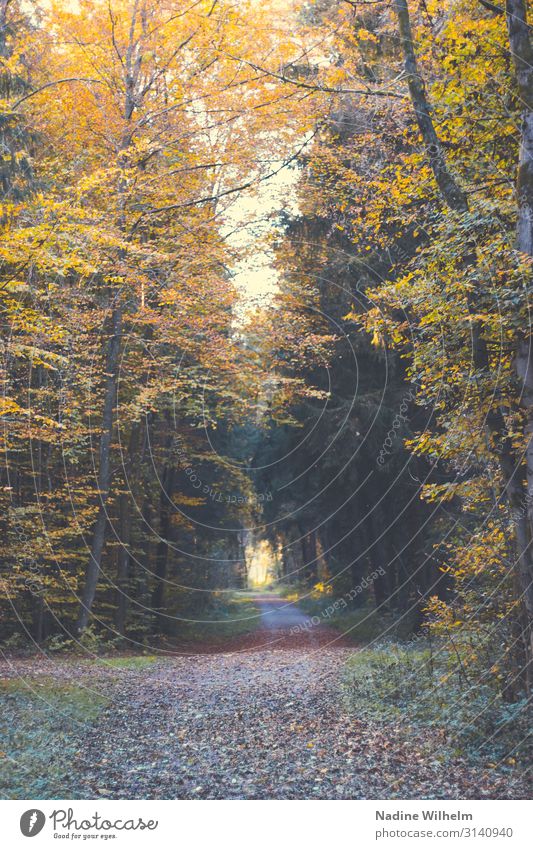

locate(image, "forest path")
[[68, 599, 521, 799], [256, 591, 312, 630], [243, 591, 335, 646]]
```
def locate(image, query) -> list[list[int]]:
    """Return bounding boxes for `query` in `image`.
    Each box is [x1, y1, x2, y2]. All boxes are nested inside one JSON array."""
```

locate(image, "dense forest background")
[[1, 0, 532, 772]]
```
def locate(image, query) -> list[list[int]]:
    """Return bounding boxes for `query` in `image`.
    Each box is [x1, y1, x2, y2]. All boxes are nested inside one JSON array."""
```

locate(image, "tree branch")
[[220, 51, 406, 99], [129, 127, 320, 233], [477, 0, 505, 15], [12, 77, 106, 108]]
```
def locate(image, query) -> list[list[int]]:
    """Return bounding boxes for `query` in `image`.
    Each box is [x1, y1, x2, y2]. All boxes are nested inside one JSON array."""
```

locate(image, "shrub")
[[344, 640, 531, 763]]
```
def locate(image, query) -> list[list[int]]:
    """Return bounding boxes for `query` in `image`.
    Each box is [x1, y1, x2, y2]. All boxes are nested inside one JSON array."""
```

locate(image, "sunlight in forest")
[[245, 538, 278, 587]]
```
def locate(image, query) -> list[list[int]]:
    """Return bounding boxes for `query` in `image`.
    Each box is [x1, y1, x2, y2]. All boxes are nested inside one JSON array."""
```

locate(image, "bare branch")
[[220, 52, 406, 99], [107, 0, 126, 69], [12, 77, 107, 108], [477, 0, 505, 14], [129, 127, 321, 233]]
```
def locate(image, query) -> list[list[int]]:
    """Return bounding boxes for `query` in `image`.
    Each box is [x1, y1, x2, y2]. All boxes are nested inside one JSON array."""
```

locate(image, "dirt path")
[[256, 592, 312, 631], [61, 595, 527, 799]]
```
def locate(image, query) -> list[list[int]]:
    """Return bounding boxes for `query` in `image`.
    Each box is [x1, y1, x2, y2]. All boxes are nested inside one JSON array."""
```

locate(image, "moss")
[[93, 655, 157, 669]]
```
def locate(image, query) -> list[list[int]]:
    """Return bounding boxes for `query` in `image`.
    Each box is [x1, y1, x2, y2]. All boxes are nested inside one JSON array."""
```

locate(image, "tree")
[[0, 0, 313, 641]]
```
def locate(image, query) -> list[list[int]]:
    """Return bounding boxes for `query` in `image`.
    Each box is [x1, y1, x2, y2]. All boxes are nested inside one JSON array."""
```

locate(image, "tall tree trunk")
[[135, 495, 153, 641], [115, 423, 140, 636], [152, 465, 175, 630], [301, 524, 318, 583], [76, 10, 141, 632], [370, 508, 390, 609], [32, 594, 44, 644], [394, 0, 533, 655], [506, 0, 533, 635], [116, 490, 131, 637], [77, 306, 122, 633], [284, 523, 304, 581]]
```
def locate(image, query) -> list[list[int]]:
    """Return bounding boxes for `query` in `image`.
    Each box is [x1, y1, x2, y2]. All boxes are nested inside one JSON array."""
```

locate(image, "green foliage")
[[0, 679, 108, 799], [279, 585, 417, 641], [44, 625, 116, 654], [164, 594, 262, 644], [329, 606, 417, 642], [344, 642, 531, 764]]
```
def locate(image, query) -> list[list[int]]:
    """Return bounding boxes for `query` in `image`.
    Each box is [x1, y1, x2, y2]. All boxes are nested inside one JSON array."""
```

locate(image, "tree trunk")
[[152, 465, 175, 630], [32, 594, 44, 643], [370, 508, 390, 609], [116, 491, 131, 637], [77, 306, 122, 633], [301, 525, 318, 583], [134, 495, 153, 641], [506, 0, 533, 634], [394, 0, 468, 211], [76, 11, 141, 632], [394, 0, 533, 654]]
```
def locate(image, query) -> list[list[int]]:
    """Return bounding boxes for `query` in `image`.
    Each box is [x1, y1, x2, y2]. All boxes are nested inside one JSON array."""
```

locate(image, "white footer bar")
[[1, 799, 531, 848]]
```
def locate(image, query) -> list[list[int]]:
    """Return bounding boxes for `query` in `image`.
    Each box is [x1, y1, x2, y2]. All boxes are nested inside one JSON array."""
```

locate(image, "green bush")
[[276, 583, 418, 642], [44, 625, 123, 654], [344, 641, 531, 763], [163, 592, 262, 643]]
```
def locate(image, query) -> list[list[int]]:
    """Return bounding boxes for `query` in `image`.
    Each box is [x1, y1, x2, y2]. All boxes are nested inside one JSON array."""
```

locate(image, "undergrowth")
[[0, 678, 108, 799], [344, 641, 531, 766]]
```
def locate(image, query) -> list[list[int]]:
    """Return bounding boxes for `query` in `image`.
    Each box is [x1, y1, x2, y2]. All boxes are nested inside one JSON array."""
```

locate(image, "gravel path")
[[69, 596, 528, 799]]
